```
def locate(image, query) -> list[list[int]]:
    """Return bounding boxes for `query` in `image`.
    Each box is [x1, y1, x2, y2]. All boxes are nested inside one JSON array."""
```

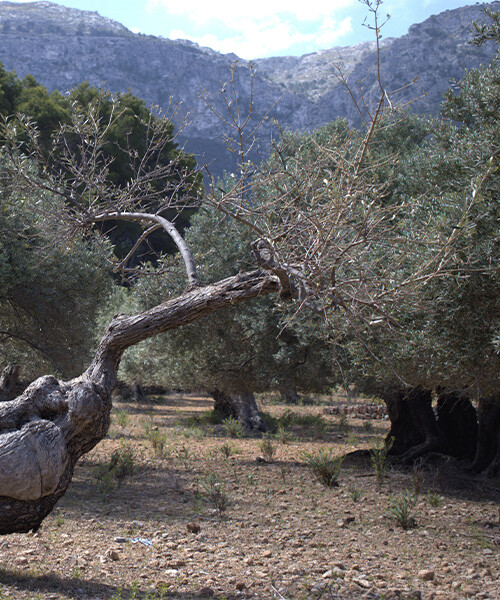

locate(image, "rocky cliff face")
[[0, 1, 497, 173]]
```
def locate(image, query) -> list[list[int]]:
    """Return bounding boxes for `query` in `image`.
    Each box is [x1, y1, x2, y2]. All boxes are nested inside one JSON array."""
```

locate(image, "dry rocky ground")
[[0, 393, 498, 600]]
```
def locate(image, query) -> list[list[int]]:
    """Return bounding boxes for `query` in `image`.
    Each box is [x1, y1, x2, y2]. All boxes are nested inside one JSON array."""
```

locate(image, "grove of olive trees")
[[0, 4, 498, 537]]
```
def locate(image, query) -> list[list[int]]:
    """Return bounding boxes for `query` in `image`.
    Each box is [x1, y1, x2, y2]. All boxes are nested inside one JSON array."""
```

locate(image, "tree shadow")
[[0, 566, 232, 599]]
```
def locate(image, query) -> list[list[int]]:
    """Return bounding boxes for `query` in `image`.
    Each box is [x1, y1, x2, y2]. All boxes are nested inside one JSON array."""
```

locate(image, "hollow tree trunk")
[[212, 389, 268, 433], [384, 386, 498, 476], [0, 270, 279, 534], [382, 387, 445, 463], [0, 364, 22, 402]]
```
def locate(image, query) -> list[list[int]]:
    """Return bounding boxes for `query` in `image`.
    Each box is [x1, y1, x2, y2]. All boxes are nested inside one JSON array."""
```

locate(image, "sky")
[[9, 0, 491, 58]]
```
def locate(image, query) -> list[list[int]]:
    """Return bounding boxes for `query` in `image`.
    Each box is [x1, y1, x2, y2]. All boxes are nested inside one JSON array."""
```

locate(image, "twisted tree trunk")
[[0, 364, 22, 402], [212, 389, 268, 433], [0, 270, 279, 534], [383, 386, 499, 476]]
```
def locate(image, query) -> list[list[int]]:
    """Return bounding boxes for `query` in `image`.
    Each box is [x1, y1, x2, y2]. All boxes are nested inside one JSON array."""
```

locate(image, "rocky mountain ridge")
[[0, 1, 497, 172]]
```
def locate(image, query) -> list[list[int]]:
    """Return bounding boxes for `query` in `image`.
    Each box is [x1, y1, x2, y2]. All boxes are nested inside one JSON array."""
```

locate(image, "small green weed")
[[222, 416, 245, 438], [302, 448, 343, 487], [425, 491, 444, 507], [275, 424, 294, 444], [92, 464, 115, 500], [219, 442, 236, 459], [147, 426, 168, 457], [200, 473, 230, 518], [110, 444, 135, 485], [338, 413, 350, 435], [114, 409, 129, 428], [177, 444, 192, 468], [54, 512, 65, 527], [386, 492, 417, 530], [348, 486, 362, 503], [92, 443, 135, 497], [259, 436, 277, 462], [370, 436, 393, 490]]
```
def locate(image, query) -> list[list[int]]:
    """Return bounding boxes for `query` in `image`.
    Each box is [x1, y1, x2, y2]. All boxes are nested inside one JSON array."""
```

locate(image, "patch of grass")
[[386, 492, 417, 530], [92, 464, 115, 500], [426, 491, 444, 507], [260, 411, 279, 432], [147, 426, 169, 457], [278, 411, 328, 439], [222, 416, 245, 438], [338, 413, 350, 435], [411, 461, 426, 497], [302, 448, 343, 487], [200, 473, 230, 518], [219, 442, 237, 459], [92, 443, 136, 498], [54, 512, 65, 527], [180, 409, 224, 427], [371, 436, 393, 490], [259, 436, 277, 462], [114, 408, 130, 428], [275, 423, 294, 444], [363, 420, 374, 433], [110, 443, 136, 485], [174, 425, 206, 439], [348, 486, 362, 502], [176, 444, 192, 468]]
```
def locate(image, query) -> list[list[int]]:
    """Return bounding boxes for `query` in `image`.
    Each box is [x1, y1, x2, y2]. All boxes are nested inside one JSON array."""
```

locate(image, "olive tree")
[[120, 205, 335, 431], [0, 169, 113, 380], [0, 1, 463, 533], [343, 44, 500, 475]]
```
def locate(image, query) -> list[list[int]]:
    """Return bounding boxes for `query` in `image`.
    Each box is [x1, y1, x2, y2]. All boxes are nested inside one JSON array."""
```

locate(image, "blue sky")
[[10, 0, 490, 58]]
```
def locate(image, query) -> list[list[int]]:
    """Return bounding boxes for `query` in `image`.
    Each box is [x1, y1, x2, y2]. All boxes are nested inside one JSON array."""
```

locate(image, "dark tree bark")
[[0, 270, 279, 534], [383, 386, 499, 476], [470, 396, 500, 477], [436, 389, 477, 459], [212, 389, 268, 433], [382, 387, 427, 455], [383, 387, 443, 462], [280, 385, 300, 405], [0, 364, 22, 402], [131, 381, 146, 403]]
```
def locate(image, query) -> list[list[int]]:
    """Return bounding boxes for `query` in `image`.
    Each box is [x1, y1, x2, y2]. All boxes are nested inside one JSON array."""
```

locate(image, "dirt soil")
[[0, 393, 498, 600]]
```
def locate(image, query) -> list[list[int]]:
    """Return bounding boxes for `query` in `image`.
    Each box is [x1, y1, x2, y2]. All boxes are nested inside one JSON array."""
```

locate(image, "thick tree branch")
[[84, 269, 280, 392], [91, 211, 199, 286]]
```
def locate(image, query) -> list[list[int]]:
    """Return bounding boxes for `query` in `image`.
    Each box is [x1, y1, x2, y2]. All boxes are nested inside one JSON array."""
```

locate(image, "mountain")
[[0, 1, 497, 174]]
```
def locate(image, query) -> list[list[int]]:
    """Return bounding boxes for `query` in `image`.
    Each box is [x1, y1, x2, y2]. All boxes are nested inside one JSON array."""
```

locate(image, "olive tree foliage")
[[0, 164, 113, 380], [346, 40, 500, 395], [339, 19, 500, 475], [120, 205, 335, 415], [0, 0, 465, 533]]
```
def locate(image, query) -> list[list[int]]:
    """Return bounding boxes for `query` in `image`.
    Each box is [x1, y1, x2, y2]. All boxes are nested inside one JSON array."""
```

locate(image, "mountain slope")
[[0, 1, 497, 172]]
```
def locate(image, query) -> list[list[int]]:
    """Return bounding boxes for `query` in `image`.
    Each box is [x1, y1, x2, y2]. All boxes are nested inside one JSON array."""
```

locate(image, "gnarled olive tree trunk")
[[212, 389, 268, 433], [470, 395, 500, 477], [0, 270, 279, 534], [0, 364, 22, 402], [382, 386, 500, 476]]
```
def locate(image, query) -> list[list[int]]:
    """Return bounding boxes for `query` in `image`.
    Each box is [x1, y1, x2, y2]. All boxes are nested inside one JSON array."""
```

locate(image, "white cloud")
[[170, 17, 352, 59], [147, 0, 355, 25], [152, 0, 355, 58]]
